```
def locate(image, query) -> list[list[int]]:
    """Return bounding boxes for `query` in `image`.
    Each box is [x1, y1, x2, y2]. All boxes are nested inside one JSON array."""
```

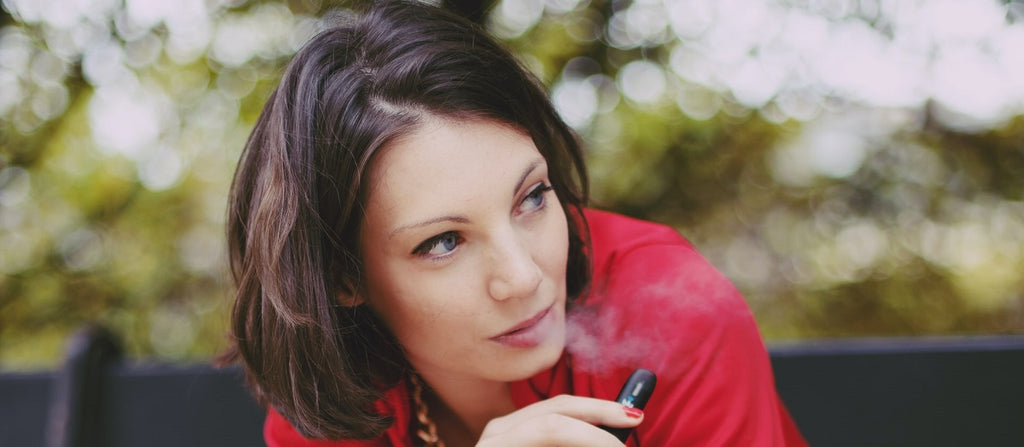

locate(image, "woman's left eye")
[[413, 231, 462, 257], [520, 182, 553, 212]]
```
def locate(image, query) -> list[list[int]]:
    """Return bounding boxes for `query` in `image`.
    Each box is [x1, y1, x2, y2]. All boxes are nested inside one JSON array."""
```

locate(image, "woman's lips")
[[490, 305, 555, 348]]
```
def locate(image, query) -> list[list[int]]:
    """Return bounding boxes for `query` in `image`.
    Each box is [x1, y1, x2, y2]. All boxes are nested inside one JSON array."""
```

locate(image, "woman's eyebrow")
[[514, 159, 545, 195], [389, 215, 470, 240]]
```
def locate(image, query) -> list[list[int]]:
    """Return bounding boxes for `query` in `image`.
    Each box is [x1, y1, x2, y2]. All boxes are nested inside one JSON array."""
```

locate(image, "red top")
[[264, 209, 807, 446]]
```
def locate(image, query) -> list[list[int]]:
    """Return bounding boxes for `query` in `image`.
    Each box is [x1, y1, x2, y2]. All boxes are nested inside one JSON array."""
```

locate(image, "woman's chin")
[[494, 323, 567, 382]]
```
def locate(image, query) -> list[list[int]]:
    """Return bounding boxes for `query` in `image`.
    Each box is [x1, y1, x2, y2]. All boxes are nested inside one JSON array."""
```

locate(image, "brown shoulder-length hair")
[[222, 0, 590, 441]]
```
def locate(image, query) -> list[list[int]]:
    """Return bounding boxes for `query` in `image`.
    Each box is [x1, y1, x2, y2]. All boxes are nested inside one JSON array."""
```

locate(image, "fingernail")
[[623, 406, 644, 418]]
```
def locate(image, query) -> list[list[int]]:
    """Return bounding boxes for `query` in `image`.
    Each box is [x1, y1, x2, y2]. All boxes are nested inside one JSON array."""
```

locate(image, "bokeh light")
[[2, 0, 1023, 370]]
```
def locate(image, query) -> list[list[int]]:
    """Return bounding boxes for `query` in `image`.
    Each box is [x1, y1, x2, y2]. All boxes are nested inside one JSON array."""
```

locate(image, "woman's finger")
[[481, 394, 643, 438], [477, 412, 629, 447]]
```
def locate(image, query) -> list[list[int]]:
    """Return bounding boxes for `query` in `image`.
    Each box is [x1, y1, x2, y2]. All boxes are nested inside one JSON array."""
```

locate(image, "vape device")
[[600, 368, 657, 442]]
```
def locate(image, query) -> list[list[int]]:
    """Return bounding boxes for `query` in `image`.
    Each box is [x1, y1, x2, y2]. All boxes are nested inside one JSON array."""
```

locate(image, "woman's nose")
[[487, 230, 542, 301]]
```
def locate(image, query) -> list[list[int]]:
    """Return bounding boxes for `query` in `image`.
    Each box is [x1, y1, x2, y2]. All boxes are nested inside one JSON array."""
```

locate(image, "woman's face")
[[358, 117, 569, 384]]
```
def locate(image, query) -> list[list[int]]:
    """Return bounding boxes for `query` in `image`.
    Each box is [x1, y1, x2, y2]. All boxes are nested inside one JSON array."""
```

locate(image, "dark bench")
[[771, 336, 1024, 446], [2, 325, 1022, 447]]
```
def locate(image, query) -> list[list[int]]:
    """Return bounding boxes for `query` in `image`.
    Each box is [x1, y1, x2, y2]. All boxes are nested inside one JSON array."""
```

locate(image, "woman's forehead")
[[368, 117, 538, 185], [361, 118, 546, 223]]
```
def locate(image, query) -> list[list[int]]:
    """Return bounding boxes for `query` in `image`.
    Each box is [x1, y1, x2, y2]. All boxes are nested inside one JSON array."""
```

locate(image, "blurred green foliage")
[[1, 0, 1022, 370]]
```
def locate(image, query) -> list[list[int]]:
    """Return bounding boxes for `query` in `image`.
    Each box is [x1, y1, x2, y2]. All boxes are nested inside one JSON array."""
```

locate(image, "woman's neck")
[[416, 370, 517, 444]]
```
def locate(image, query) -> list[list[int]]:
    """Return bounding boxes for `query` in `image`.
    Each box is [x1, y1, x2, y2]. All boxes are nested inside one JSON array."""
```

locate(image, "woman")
[[223, 1, 806, 446]]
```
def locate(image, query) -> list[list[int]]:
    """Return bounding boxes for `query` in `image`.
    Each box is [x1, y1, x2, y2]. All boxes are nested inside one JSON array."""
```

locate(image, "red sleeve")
[[265, 408, 354, 447], [263, 384, 411, 447], [574, 210, 807, 446]]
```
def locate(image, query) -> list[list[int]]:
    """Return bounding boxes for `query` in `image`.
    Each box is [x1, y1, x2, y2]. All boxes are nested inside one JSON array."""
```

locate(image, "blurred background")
[[1, 0, 1022, 371]]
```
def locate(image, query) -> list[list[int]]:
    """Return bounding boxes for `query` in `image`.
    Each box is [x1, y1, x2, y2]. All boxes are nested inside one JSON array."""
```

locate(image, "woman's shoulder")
[[581, 208, 729, 301], [582, 208, 689, 257], [571, 208, 755, 373]]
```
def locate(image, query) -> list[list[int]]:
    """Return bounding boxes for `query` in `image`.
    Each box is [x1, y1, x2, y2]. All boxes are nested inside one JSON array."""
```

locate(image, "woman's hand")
[[476, 394, 643, 446]]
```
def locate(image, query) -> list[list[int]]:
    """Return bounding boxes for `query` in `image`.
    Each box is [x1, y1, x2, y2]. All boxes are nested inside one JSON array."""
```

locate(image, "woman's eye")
[[520, 182, 553, 212], [413, 231, 461, 257]]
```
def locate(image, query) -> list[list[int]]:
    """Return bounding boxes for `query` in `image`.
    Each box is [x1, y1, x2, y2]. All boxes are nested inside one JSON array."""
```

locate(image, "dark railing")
[[772, 336, 1024, 446], [0, 326, 264, 447], [2, 327, 1023, 447]]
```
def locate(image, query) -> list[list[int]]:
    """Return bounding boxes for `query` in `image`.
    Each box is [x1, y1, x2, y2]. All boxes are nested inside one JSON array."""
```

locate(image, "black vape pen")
[[600, 368, 657, 442]]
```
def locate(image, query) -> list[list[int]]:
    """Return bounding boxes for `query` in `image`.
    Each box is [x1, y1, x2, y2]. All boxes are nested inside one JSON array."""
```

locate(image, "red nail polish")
[[623, 406, 644, 418]]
